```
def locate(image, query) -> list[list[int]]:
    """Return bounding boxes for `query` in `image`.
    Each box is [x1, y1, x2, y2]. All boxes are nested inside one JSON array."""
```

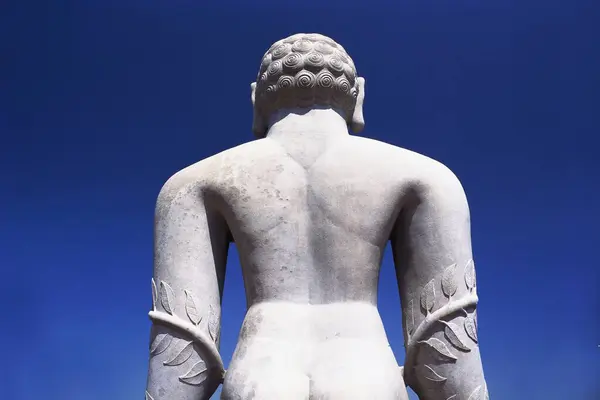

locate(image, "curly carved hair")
[[254, 33, 359, 127]]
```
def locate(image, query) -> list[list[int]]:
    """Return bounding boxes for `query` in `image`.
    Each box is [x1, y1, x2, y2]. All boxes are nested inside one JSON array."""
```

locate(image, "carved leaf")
[[406, 299, 415, 334], [464, 315, 479, 343], [420, 279, 436, 314], [467, 385, 483, 400], [160, 281, 175, 315], [446, 396, 457, 400], [441, 263, 458, 298], [163, 341, 194, 366], [145, 390, 154, 400], [421, 364, 447, 382], [179, 360, 208, 385], [418, 337, 458, 361], [150, 333, 173, 356], [464, 259, 476, 291], [208, 305, 219, 342], [441, 321, 471, 352], [406, 299, 415, 336], [184, 290, 202, 325], [151, 278, 158, 311]]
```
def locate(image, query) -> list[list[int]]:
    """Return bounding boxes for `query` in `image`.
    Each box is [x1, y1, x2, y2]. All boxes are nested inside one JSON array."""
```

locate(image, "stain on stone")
[[239, 313, 262, 340]]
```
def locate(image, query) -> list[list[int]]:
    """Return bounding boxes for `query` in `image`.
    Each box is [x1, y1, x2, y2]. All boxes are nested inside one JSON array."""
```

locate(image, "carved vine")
[[148, 278, 225, 389], [403, 259, 480, 392]]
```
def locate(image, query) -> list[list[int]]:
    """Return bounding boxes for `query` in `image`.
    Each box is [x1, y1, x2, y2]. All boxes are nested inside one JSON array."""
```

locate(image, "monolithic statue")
[[145, 33, 488, 400]]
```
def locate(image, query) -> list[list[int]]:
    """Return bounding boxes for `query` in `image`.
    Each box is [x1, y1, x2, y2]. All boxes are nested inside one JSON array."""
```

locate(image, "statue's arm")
[[391, 163, 489, 400], [145, 167, 229, 400]]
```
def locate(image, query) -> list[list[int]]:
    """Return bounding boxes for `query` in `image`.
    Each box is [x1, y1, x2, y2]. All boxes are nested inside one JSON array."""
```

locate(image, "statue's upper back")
[[200, 136, 435, 249]]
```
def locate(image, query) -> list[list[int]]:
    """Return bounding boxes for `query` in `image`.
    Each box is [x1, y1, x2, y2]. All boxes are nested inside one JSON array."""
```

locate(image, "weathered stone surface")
[[145, 33, 488, 400]]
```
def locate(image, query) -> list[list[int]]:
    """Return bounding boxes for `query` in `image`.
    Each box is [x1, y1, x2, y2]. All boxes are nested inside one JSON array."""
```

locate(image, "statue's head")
[[251, 33, 365, 138]]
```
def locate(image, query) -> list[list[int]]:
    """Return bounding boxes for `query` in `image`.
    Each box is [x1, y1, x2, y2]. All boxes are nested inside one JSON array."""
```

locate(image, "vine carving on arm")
[[148, 278, 224, 387], [403, 259, 480, 388]]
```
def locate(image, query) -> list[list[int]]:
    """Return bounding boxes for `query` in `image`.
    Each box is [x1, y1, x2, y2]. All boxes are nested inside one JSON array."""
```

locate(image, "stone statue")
[[145, 33, 488, 400]]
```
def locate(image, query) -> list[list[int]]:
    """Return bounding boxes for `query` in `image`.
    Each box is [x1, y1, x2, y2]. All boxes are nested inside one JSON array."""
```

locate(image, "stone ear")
[[251, 82, 257, 105], [350, 77, 365, 134], [251, 82, 268, 138]]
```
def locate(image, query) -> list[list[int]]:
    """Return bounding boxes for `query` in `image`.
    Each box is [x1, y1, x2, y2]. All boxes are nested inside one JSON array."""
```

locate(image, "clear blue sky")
[[2, 1, 598, 399]]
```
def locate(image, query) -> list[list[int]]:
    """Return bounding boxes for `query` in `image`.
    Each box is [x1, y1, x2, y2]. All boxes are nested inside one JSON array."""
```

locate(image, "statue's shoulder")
[[158, 140, 274, 193], [346, 136, 463, 191], [349, 136, 453, 171]]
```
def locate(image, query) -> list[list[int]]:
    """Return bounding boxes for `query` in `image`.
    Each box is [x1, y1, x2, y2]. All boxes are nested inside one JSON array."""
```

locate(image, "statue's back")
[[212, 134, 413, 399]]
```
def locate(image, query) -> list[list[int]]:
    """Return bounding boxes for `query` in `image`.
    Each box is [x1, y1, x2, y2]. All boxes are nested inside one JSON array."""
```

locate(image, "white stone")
[[145, 33, 488, 400]]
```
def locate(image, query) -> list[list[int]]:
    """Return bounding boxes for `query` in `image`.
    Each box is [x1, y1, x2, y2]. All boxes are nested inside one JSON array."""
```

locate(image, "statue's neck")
[[265, 107, 350, 142], [264, 107, 350, 168]]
